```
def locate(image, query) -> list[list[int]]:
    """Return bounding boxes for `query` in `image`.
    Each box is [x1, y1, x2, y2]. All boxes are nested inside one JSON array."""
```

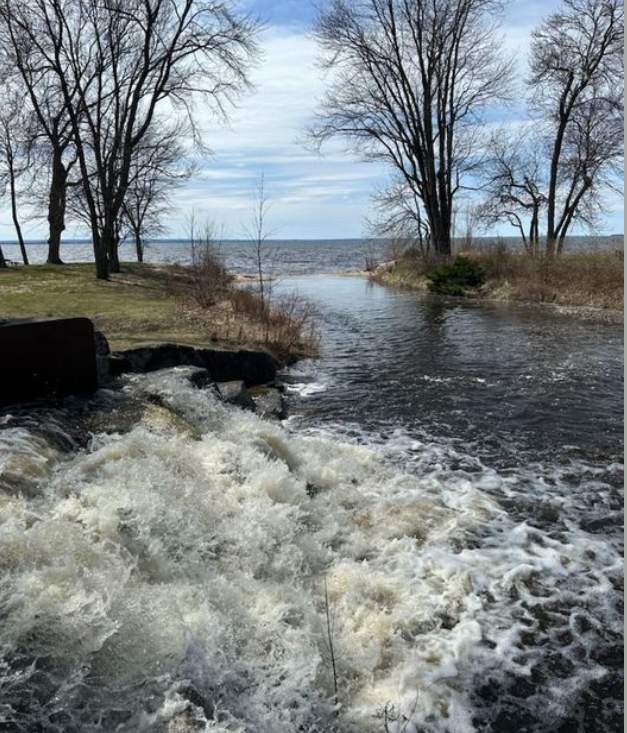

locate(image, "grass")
[[476, 250, 624, 310], [371, 248, 624, 311], [0, 262, 320, 361]]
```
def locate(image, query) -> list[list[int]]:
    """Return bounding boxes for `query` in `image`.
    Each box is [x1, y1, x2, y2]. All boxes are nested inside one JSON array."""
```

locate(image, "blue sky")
[[0, 0, 623, 241]]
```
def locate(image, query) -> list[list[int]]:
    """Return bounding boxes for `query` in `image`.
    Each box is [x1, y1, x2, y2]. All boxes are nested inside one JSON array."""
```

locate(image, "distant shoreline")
[[0, 234, 624, 247]]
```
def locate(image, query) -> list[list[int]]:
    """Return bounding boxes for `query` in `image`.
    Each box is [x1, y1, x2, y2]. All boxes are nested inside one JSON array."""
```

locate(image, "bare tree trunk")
[[0, 243, 7, 268], [47, 149, 68, 264], [108, 235, 120, 273], [92, 227, 109, 280], [5, 139, 28, 265], [9, 167, 27, 265], [530, 209, 540, 257], [108, 218, 121, 273], [545, 104, 570, 257], [135, 232, 144, 263]]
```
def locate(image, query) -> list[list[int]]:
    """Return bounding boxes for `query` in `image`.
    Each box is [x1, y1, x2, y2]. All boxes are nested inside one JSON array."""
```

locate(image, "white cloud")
[[0, 5, 622, 243]]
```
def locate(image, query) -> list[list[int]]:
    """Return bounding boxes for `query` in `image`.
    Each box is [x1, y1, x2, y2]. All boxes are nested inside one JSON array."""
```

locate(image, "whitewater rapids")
[[0, 369, 622, 732]]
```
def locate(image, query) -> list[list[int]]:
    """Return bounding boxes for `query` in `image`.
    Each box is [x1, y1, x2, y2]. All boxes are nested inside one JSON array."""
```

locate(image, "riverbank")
[[0, 263, 318, 362], [370, 250, 624, 311]]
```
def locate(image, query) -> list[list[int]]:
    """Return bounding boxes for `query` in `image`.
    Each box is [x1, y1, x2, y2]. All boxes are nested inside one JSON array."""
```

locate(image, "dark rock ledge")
[[109, 342, 278, 387], [0, 318, 287, 419]]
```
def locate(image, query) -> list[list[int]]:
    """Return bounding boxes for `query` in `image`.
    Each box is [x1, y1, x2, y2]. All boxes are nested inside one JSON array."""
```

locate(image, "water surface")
[[0, 260, 623, 733]]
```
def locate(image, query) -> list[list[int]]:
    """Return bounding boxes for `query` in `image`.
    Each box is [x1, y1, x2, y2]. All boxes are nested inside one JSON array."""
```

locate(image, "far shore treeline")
[[0, 0, 623, 279]]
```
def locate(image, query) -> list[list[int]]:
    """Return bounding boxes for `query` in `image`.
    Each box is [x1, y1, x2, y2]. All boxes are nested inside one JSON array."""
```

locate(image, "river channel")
[[0, 270, 623, 733]]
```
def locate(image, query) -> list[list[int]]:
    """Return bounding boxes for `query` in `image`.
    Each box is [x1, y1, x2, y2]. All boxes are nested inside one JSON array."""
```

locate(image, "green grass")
[[0, 262, 321, 362], [0, 263, 211, 350]]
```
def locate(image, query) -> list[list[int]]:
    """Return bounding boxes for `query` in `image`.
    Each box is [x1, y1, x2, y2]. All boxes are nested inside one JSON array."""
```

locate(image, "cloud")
[[167, 25, 387, 238], [0, 2, 622, 243]]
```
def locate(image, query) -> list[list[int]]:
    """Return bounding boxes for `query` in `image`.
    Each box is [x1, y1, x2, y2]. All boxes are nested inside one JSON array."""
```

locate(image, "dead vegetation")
[[0, 261, 320, 362], [371, 241, 624, 311], [174, 278, 320, 365]]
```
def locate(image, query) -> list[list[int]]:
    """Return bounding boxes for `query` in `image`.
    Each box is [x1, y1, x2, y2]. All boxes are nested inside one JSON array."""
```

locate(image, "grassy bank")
[[0, 263, 318, 361], [371, 249, 624, 311]]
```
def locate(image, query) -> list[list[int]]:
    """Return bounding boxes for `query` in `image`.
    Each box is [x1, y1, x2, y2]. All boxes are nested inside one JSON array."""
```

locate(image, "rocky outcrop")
[[112, 343, 278, 386], [0, 319, 283, 411]]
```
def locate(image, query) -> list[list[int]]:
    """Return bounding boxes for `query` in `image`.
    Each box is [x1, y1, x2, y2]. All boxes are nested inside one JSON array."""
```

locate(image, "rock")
[[215, 380, 256, 411], [252, 387, 287, 420], [198, 347, 277, 386], [176, 685, 215, 721], [171, 366, 214, 390], [108, 354, 129, 377], [0, 317, 98, 406], [112, 343, 278, 386], [94, 330, 110, 357], [94, 330, 111, 385]]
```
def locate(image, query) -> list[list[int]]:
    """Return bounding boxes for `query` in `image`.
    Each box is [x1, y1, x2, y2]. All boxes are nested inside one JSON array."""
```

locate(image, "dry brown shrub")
[[185, 220, 232, 308], [226, 286, 320, 363]]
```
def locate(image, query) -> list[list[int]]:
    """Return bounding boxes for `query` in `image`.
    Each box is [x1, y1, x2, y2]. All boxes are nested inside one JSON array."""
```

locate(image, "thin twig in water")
[[324, 576, 339, 705]]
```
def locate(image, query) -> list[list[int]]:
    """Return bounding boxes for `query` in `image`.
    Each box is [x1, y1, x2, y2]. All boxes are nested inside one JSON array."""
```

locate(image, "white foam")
[[0, 371, 621, 732]]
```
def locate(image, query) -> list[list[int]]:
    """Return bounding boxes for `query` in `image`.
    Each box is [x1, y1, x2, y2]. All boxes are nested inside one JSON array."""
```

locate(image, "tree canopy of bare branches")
[[0, 12, 80, 265], [0, 0, 259, 278], [529, 0, 624, 253], [478, 126, 547, 255], [121, 126, 194, 264], [310, 0, 512, 255], [0, 88, 32, 265]]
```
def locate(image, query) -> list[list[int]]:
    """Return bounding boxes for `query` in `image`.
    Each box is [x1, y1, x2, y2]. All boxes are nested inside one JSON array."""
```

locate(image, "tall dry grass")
[[173, 270, 320, 364], [473, 248, 624, 310], [188, 225, 232, 308], [373, 242, 624, 310], [227, 287, 320, 364]]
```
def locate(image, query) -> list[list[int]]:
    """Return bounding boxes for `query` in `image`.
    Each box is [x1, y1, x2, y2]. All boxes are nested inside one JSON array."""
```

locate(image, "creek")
[[0, 273, 623, 733]]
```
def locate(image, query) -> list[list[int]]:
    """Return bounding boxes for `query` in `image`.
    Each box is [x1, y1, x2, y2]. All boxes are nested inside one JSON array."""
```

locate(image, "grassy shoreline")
[[0, 262, 318, 362], [370, 250, 624, 313]]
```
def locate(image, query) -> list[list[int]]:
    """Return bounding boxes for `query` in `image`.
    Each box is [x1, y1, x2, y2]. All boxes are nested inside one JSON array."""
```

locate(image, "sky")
[[0, 0, 623, 241]]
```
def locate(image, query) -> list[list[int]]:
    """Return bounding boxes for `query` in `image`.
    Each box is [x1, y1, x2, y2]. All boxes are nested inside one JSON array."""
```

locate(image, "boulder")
[[215, 380, 256, 411], [185, 367, 214, 390], [252, 387, 287, 420], [94, 330, 111, 385]]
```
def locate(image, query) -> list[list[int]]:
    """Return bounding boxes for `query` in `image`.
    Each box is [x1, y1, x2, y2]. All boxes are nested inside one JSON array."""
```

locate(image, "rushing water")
[[0, 252, 623, 732]]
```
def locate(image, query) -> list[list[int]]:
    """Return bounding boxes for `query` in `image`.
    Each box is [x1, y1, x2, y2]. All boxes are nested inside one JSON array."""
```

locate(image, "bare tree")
[[245, 172, 276, 309], [1, 0, 259, 279], [0, 89, 31, 265], [529, 0, 624, 254], [478, 126, 547, 256], [0, 19, 79, 265], [310, 0, 512, 255], [456, 200, 479, 251], [121, 125, 194, 263], [367, 176, 431, 255]]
